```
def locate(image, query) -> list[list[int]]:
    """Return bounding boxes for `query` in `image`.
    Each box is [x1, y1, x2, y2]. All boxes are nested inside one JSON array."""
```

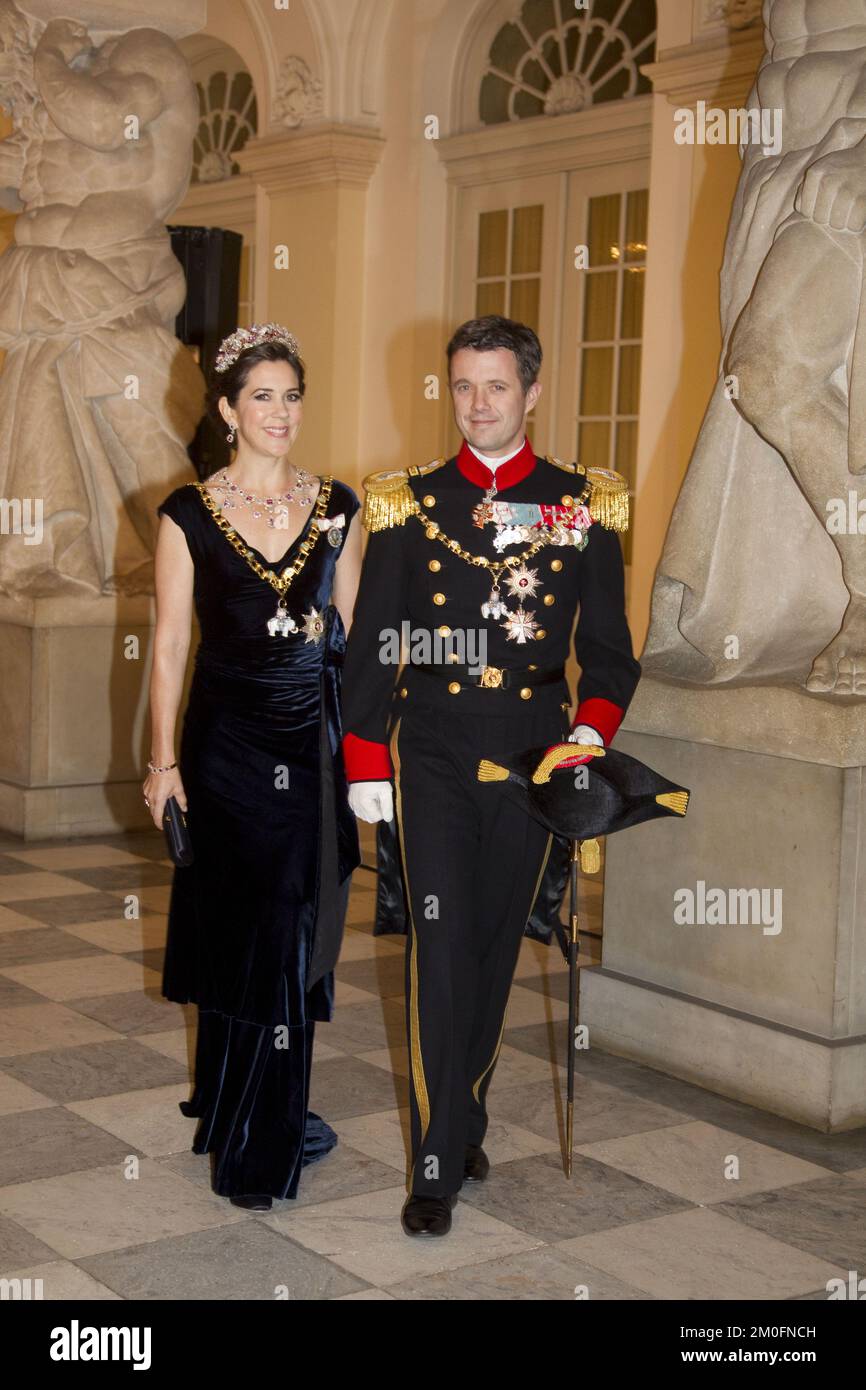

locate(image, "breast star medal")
[[503, 564, 540, 601], [301, 607, 326, 644]]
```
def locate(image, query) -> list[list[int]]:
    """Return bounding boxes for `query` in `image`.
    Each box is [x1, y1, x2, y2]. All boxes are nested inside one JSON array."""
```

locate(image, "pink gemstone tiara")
[[213, 324, 302, 374]]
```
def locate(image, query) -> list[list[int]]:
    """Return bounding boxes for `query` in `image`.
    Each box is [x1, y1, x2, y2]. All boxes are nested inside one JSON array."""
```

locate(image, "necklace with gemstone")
[[210, 466, 315, 527]]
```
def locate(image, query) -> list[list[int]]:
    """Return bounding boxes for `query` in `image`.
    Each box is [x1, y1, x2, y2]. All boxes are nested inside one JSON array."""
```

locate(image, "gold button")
[[561, 495, 574, 508], [448, 682, 461, 695], [428, 559, 441, 572], [551, 559, 563, 572], [438, 625, 451, 637], [528, 664, 537, 670], [425, 524, 439, 539], [433, 592, 446, 606], [544, 594, 555, 606], [536, 629, 547, 640], [520, 687, 532, 700], [400, 687, 408, 698], [423, 494, 436, 508]]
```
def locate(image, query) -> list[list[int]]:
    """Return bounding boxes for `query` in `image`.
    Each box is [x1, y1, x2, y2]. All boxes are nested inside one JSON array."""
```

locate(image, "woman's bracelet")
[[147, 760, 177, 775]]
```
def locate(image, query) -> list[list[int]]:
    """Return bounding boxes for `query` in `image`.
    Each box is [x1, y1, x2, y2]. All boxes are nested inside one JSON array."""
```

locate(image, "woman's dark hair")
[[208, 340, 307, 421], [446, 315, 542, 394]]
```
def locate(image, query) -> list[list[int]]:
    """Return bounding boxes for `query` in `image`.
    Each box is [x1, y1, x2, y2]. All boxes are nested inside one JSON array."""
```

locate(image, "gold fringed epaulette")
[[546, 457, 629, 532], [361, 469, 419, 532], [585, 467, 630, 533], [361, 458, 446, 531]]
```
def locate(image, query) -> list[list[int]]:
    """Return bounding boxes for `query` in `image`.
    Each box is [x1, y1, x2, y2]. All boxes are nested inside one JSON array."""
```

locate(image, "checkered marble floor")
[[0, 823, 863, 1301]]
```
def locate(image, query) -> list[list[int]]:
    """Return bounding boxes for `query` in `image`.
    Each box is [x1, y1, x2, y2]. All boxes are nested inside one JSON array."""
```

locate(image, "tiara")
[[213, 323, 302, 373]]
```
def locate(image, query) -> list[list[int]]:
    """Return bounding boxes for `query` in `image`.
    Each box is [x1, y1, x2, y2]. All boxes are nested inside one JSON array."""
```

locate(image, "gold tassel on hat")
[[477, 759, 509, 782], [656, 790, 689, 816], [579, 838, 601, 873], [361, 470, 419, 532], [585, 467, 630, 533]]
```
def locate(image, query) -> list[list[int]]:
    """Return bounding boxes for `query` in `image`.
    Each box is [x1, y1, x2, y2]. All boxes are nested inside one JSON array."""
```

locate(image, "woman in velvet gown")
[[144, 327, 361, 1209]]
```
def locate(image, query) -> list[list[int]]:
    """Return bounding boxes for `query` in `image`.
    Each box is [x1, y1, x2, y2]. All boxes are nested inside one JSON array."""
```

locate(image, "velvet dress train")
[[157, 477, 360, 1199]]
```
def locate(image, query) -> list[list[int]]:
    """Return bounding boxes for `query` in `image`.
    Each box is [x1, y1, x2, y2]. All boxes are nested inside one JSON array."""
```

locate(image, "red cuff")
[[342, 732, 393, 783], [572, 697, 625, 746]]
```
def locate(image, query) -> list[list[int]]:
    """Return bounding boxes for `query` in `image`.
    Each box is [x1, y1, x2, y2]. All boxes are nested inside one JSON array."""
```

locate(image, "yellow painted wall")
[[264, 182, 367, 484]]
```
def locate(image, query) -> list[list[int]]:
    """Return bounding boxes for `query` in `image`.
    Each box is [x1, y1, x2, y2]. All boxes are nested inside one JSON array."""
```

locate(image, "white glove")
[[348, 780, 394, 824], [568, 724, 605, 748]]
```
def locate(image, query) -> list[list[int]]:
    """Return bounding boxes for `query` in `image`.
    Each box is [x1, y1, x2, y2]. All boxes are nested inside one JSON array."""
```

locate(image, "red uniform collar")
[[455, 437, 537, 491]]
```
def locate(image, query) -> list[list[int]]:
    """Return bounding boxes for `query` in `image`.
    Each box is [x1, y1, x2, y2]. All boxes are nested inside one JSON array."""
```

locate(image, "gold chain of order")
[[195, 476, 333, 596], [411, 476, 590, 582]]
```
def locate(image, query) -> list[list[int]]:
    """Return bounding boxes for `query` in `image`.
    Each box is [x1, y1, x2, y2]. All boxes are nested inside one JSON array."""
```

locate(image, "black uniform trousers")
[[393, 691, 568, 1198]]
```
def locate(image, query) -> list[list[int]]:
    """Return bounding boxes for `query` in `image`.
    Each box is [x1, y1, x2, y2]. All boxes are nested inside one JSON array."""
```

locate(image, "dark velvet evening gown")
[[157, 476, 360, 1199]]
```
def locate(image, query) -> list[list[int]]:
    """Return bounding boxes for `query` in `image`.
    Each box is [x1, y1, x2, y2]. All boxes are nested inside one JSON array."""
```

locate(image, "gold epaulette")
[[361, 458, 446, 532], [546, 456, 629, 533]]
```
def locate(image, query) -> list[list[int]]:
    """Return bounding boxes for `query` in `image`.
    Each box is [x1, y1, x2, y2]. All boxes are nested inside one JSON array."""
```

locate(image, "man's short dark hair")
[[446, 315, 542, 394]]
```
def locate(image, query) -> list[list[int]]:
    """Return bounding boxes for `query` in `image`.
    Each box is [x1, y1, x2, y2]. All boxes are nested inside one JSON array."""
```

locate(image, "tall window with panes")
[[475, 206, 544, 332]]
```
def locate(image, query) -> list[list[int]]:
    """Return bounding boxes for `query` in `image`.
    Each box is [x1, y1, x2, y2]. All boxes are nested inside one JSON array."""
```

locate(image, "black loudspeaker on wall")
[[168, 225, 244, 480]]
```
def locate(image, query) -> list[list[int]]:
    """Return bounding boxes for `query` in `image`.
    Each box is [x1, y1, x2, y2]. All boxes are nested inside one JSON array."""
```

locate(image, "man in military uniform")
[[341, 316, 640, 1236]]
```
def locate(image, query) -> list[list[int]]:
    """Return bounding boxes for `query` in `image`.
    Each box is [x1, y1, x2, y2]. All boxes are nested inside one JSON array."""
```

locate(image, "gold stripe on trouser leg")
[[472, 830, 553, 1103], [391, 717, 431, 1181]]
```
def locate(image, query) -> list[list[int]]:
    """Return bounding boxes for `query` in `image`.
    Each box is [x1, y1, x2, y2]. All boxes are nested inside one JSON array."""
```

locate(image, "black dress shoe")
[[463, 1144, 490, 1183], [229, 1193, 273, 1211], [401, 1193, 458, 1237]]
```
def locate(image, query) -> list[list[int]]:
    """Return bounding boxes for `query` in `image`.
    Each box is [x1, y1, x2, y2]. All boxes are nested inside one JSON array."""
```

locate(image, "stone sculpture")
[[645, 0, 866, 695], [0, 1, 204, 596]]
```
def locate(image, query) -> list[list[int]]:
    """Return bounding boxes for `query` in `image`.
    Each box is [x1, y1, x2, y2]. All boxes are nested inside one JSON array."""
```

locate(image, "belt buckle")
[[479, 665, 504, 689]]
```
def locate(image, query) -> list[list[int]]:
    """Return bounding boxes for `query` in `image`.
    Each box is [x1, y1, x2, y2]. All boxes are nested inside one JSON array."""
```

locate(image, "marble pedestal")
[[581, 677, 866, 1133], [0, 595, 193, 840]]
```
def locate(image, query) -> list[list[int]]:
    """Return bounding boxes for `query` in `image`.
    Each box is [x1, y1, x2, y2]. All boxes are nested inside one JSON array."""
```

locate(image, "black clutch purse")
[[163, 796, 194, 867]]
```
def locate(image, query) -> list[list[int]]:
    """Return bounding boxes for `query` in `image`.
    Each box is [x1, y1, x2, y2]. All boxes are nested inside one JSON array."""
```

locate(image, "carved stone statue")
[[273, 55, 323, 130], [0, 1, 204, 596], [644, 0, 866, 696]]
